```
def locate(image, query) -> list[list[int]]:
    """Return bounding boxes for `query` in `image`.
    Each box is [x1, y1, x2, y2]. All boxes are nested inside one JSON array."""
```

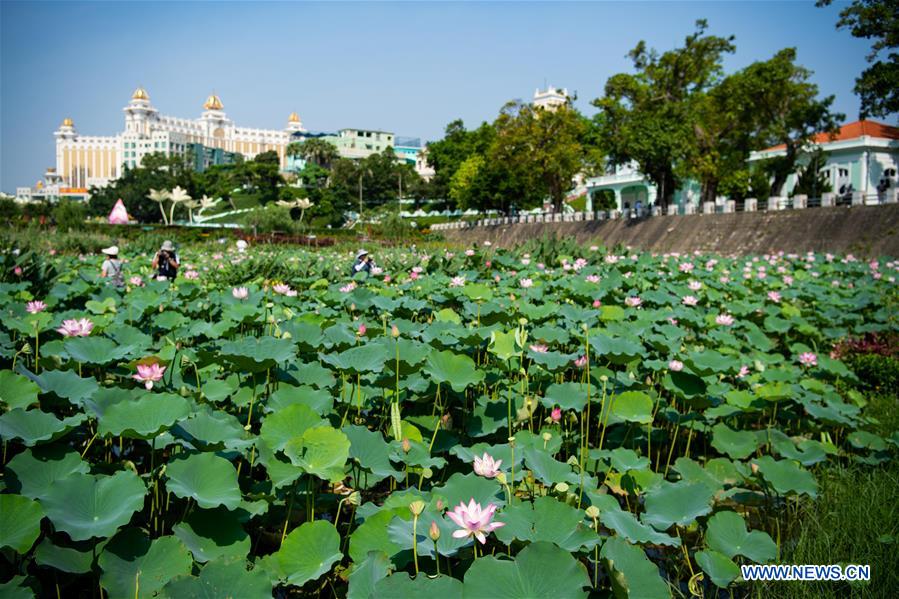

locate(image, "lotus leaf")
[[165, 452, 242, 510]]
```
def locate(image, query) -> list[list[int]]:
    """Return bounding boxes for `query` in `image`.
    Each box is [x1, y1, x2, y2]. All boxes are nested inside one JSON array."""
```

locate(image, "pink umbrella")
[[108, 199, 130, 224]]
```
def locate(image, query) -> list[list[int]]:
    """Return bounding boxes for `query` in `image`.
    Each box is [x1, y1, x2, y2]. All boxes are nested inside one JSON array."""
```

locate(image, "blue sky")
[[0, 1, 875, 192]]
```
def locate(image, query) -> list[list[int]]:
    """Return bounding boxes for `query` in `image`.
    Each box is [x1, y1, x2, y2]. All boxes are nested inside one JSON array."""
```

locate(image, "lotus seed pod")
[[555, 482, 570, 494], [599, 375, 609, 382], [542, 432, 552, 442], [421, 467, 433, 479], [496, 471, 507, 485], [518, 317, 528, 326], [409, 500, 426, 517], [281, 331, 292, 340], [508, 436, 516, 447], [585, 505, 600, 518], [347, 491, 361, 506], [429, 520, 441, 541]]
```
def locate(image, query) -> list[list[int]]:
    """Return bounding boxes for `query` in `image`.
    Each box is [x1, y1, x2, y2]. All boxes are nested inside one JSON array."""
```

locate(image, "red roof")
[[759, 119, 899, 152]]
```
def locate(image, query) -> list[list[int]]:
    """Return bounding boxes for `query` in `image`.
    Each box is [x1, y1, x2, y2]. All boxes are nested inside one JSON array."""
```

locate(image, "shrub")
[[844, 353, 899, 392], [52, 200, 87, 232]]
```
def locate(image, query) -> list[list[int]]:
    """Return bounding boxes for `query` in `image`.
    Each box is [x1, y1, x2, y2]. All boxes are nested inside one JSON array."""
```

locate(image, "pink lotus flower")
[[737, 365, 750, 378], [273, 283, 292, 295], [783, 276, 793, 286], [133, 362, 166, 390], [574, 355, 587, 368], [551, 407, 562, 422], [767, 291, 781, 303], [129, 276, 144, 287], [232, 287, 249, 300], [715, 314, 735, 326], [625, 296, 642, 307], [56, 318, 93, 337], [26, 300, 47, 314], [520, 278, 533, 288], [529, 344, 548, 353], [688, 280, 702, 291], [678, 262, 694, 272], [409, 271, 420, 281], [473, 453, 502, 478], [592, 299, 601, 308], [184, 270, 200, 280], [450, 275, 466, 287], [13, 266, 23, 276], [682, 295, 699, 306], [357, 323, 367, 336], [668, 359, 684, 372], [339, 282, 357, 293], [448, 499, 505, 544], [586, 274, 600, 283], [465, 249, 475, 256], [798, 352, 818, 367]]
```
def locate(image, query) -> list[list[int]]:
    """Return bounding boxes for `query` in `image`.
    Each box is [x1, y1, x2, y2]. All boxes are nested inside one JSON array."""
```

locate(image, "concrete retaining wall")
[[437, 204, 899, 257]]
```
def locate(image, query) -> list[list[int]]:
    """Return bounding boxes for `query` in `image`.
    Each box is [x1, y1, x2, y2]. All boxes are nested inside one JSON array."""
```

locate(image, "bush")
[[52, 200, 87, 232], [844, 353, 899, 392], [241, 205, 297, 235]]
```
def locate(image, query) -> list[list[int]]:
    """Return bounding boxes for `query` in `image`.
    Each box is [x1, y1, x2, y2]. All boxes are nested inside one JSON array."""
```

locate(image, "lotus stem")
[[411, 515, 420, 576]]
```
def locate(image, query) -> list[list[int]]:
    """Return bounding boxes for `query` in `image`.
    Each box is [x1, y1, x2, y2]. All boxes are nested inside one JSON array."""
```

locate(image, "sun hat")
[[101, 245, 119, 256], [161, 240, 174, 251], [355, 249, 369, 260]]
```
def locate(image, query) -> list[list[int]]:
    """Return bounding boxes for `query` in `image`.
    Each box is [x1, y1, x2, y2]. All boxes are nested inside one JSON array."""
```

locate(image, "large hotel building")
[[16, 87, 432, 201]]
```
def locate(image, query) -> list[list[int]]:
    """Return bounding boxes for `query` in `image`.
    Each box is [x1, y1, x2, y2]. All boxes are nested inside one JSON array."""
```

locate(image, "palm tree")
[[292, 139, 340, 170]]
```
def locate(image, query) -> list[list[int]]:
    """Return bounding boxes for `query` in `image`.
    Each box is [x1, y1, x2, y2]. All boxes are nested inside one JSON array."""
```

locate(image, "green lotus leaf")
[[34, 538, 94, 574], [260, 403, 323, 452], [99, 391, 191, 439], [600, 305, 626, 321], [42, 470, 146, 541], [220, 336, 296, 371], [753, 456, 817, 497], [32, 368, 99, 404], [344, 424, 402, 482], [642, 481, 714, 530], [64, 336, 131, 364], [0, 408, 85, 446], [590, 494, 679, 546], [267, 385, 333, 415], [0, 370, 40, 410], [161, 558, 273, 599], [264, 520, 341, 586], [0, 576, 33, 599], [542, 382, 592, 411], [591, 334, 644, 364], [591, 448, 650, 473], [5, 446, 89, 500], [711, 423, 759, 460], [523, 447, 579, 486], [695, 549, 741, 588], [346, 551, 391, 599], [423, 350, 484, 393], [173, 506, 250, 563], [99, 531, 193, 599], [488, 329, 519, 362], [766, 429, 828, 466], [663, 370, 707, 399], [494, 495, 600, 552], [374, 573, 464, 598], [431, 472, 504, 512], [609, 391, 654, 424], [349, 509, 404, 563], [0, 494, 44, 553], [463, 541, 591, 598], [283, 425, 351, 482], [165, 452, 242, 510], [600, 537, 670, 599], [687, 349, 736, 375], [671, 458, 730, 494], [201, 376, 239, 403], [462, 283, 493, 302], [847, 430, 888, 452], [173, 406, 248, 449], [323, 343, 390, 373], [705, 510, 777, 563]]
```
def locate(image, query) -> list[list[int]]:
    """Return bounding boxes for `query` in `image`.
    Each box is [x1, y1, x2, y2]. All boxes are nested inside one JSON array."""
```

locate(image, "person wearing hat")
[[350, 249, 373, 277], [100, 245, 124, 288], [152, 240, 180, 281]]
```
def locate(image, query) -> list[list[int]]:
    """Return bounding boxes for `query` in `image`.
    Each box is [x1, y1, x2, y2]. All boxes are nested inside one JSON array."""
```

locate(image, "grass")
[[751, 392, 899, 599]]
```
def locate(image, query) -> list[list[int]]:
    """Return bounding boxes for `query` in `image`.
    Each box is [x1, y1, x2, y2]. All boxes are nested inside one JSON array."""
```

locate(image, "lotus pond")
[[0, 243, 897, 598]]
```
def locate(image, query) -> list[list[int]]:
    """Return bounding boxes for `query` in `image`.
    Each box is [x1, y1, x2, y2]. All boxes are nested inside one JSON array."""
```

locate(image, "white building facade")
[[38, 88, 306, 196]]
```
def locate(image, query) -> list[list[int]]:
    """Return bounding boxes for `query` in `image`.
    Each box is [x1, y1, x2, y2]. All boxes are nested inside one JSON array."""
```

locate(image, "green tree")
[[592, 20, 736, 208], [790, 148, 832, 198], [818, 0, 899, 119], [287, 138, 340, 170], [246, 150, 284, 204], [425, 120, 495, 203]]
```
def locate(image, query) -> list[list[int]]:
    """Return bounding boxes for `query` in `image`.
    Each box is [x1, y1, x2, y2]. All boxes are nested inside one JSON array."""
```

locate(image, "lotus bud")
[[435, 499, 444, 511], [266, 302, 274, 309], [585, 505, 600, 519], [391, 325, 400, 338], [518, 317, 528, 326], [409, 500, 426, 517], [282, 331, 292, 340], [421, 468, 434, 479], [347, 491, 361, 506], [508, 436, 516, 448], [496, 471, 507, 485], [555, 482, 570, 494], [429, 520, 441, 541], [750, 462, 759, 475], [402, 438, 411, 453]]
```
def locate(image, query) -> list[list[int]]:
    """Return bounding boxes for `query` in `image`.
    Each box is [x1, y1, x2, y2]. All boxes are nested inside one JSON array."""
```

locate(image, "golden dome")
[[62, 117, 74, 127], [132, 87, 149, 101], [288, 112, 300, 123], [203, 94, 224, 111]]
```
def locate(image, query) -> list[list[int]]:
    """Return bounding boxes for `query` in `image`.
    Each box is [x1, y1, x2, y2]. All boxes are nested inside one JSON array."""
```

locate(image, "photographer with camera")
[[151, 240, 180, 281]]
